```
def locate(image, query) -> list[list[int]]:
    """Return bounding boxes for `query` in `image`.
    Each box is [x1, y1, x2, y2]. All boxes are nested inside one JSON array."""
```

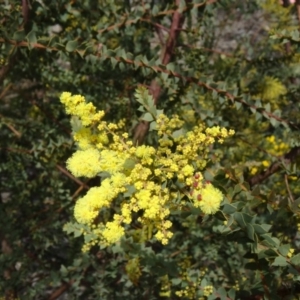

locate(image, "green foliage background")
[[1, 0, 300, 299]]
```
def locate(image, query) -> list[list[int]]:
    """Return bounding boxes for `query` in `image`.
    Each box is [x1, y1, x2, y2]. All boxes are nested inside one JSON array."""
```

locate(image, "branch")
[[133, 0, 186, 145], [296, 0, 300, 25], [47, 280, 74, 300], [56, 164, 90, 190], [161, 0, 185, 65], [0, 63, 12, 86], [1, 37, 297, 132], [97, 1, 206, 35], [284, 174, 295, 203], [248, 146, 300, 187]]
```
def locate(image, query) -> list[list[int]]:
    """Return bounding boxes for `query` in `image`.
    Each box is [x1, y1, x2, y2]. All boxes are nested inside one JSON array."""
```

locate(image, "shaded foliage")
[[1, 0, 300, 299]]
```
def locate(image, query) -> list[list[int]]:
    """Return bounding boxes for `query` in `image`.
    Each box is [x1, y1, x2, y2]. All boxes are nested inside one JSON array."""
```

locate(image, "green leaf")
[[26, 30, 37, 46], [270, 117, 278, 128], [247, 223, 255, 241], [123, 184, 136, 197], [200, 278, 207, 287], [172, 129, 184, 139], [289, 198, 300, 213], [235, 102, 242, 110], [291, 30, 300, 41], [227, 288, 236, 299], [74, 228, 82, 238], [218, 96, 225, 104], [60, 265, 68, 276], [84, 233, 96, 243], [264, 103, 271, 112], [178, 0, 186, 13], [278, 244, 290, 256], [149, 121, 157, 131], [251, 185, 260, 196], [253, 224, 272, 235], [233, 184, 243, 196], [171, 278, 182, 285], [261, 234, 280, 247], [217, 287, 227, 300], [142, 112, 154, 122], [272, 256, 287, 267], [66, 40, 78, 52], [119, 62, 125, 71], [222, 203, 237, 214], [258, 248, 276, 259], [255, 112, 262, 121], [166, 62, 175, 72], [290, 253, 300, 266], [110, 57, 118, 69], [13, 29, 25, 41], [288, 264, 300, 275], [234, 212, 253, 228]]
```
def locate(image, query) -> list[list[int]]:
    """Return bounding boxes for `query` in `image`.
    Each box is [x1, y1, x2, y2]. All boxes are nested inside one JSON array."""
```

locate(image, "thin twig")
[[56, 164, 90, 190], [133, 0, 186, 145], [0, 83, 13, 100], [296, 0, 300, 25], [2, 121, 22, 138], [248, 146, 300, 187], [284, 174, 295, 203], [0, 37, 297, 131]]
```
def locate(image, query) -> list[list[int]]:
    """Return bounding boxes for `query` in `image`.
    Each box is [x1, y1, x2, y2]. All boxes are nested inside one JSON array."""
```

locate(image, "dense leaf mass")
[[0, 0, 300, 299]]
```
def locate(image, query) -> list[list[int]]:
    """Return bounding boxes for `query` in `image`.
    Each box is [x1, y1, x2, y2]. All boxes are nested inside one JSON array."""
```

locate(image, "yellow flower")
[[193, 184, 223, 214], [262, 160, 270, 167], [250, 167, 258, 175], [67, 148, 101, 177], [60, 91, 235, 248], [102, 220, 125, 244], [99, 149, 126, 174]]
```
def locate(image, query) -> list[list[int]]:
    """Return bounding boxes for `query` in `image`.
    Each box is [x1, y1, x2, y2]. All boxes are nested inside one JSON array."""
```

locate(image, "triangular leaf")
[[66, 40, 78, 52]]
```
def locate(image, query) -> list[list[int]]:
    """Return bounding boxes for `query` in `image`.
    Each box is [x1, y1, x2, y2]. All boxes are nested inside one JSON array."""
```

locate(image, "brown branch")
[[0, 64, 12, 86], [296, 0, 300, 25], [154, 25, 166, 49], [0, 114, 22, 138], [284, 174, 295, 203], [0, 83, 13, 100], [22, 0, 29, 24], [248, 146, 300, 187], [56, 164, 90, 190], [133, 0, 187, 144], [47, 280, 74, 300], [0, 46, 17, 85], [161, 0, 185, 65], [0, 36, 297, 132]]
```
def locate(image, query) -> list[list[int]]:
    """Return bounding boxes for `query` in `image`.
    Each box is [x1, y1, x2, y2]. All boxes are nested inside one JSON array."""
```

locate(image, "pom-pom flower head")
[[67, 148, 101, 178], [192, 183, 223, 215]]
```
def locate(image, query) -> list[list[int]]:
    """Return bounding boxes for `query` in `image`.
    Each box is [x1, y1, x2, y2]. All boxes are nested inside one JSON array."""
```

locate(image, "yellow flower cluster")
[[203, 285, 213, 297], [60, 92, 105, 126], [60, 92, 234, 250], [258, 76, 287, 102], [188, 173, 224, 214], [287, 248, 295, 258], [174, 256, 204, 299], [250, 135, 289, 175], [125, 257, 142, 285], [67, 148, 101, 178], [266, 135, 289, 156]]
